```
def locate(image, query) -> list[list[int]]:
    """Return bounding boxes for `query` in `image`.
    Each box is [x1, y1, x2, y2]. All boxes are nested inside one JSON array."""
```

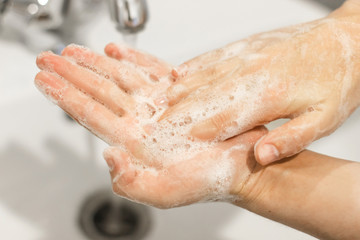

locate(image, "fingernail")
[[171, 68, 179, 78], [105, 157, 115, 171], [258, 144, 280, 165], [36, 51, 55, 69]]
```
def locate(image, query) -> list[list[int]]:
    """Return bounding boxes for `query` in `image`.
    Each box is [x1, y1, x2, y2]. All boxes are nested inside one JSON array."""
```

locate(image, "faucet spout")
[[108, 0, 148, 34]]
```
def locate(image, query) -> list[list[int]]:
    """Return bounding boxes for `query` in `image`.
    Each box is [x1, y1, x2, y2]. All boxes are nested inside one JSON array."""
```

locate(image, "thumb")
[[255, 110, 334, 165]]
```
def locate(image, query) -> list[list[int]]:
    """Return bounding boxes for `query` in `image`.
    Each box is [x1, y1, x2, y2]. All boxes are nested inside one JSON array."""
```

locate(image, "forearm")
[[233, 4, 360, 237], [331, 0, 360, 18], [236, 150, 360, 240]]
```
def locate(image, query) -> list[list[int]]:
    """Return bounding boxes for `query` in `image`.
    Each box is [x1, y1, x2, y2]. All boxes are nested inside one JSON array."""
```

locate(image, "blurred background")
[[0, 0, 358, 239]]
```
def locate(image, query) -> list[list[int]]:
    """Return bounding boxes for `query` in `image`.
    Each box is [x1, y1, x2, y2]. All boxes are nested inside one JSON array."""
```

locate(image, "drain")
[[79, 189, 151, 240]]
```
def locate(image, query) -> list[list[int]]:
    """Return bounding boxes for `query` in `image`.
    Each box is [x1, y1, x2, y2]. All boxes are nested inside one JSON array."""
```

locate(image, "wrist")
[[233, 150, 360, 240], [230, 160, 265, 209]]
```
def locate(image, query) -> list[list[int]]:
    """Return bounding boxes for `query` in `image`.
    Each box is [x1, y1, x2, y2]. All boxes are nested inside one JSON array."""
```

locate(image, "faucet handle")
[[31, 0, 70, 30], [0, 0, 70, 29], [108, 0, 148, 34]]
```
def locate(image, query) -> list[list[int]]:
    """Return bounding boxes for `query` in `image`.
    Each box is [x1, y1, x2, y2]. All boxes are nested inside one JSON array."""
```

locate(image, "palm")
[[104, 127, 265, 208]]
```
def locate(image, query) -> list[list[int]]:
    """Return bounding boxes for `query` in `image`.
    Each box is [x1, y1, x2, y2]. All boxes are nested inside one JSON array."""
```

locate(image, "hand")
[[104, 127, 266, 208], [35, 44, 174, 158], [160, 6, 360, 165], [35, 44, 267, 208]]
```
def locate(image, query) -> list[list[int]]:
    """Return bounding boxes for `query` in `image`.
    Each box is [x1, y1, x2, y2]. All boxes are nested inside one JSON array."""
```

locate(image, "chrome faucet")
[[108, 0, 148, 34], [0, 0, 148, 52]]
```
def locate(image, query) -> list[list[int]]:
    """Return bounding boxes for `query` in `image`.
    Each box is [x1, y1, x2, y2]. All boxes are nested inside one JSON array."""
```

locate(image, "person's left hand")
[[36, 44, 173, 158], [35, 44, 267, 208], [103, 127, 266, 208]]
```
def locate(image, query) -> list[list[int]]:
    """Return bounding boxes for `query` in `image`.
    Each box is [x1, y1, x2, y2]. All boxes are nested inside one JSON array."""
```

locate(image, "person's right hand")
[[159, 2, 360, 165]]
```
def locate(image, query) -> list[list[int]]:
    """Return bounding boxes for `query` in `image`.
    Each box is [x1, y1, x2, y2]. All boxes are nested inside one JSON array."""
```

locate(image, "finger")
[[166, 57, 243, 105], [103, 148, 130, 198], [103, 147, 204, 208], [190, 108, 243, 140], [35, 71, 129, 145], [175, 47, 227, 76], [160, 75, 280, 140], [37, 51, 135, 116], [189, 100, 280, 141], [62, 44, 154, 92], [255, 108, 335, 165], [173, 40, 248, 78], [105, 43, 172, 79]]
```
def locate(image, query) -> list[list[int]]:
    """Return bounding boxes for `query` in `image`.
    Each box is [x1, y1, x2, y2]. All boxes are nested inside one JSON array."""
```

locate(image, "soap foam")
[[125, 70, 268, 170]]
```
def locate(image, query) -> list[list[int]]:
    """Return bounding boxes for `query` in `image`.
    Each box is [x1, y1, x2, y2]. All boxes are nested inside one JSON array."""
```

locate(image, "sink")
[[1, 0, 358, 239]]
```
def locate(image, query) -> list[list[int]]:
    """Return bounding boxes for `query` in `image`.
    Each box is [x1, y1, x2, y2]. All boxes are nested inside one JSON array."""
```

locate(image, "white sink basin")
[[1, 0, 358, 239]]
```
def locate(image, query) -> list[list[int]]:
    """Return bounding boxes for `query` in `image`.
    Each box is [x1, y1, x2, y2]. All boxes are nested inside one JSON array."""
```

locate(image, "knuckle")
[[208, 66, 219, 76]]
